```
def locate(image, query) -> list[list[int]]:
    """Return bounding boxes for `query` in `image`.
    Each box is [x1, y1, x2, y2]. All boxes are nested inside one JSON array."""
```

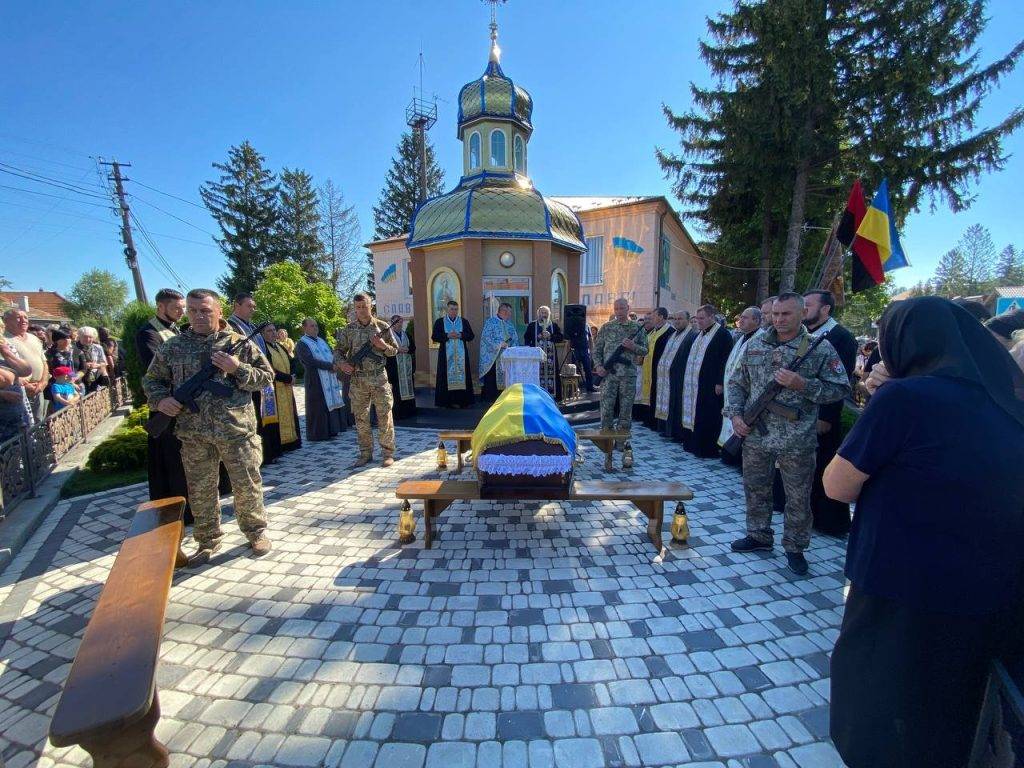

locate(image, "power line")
[[0, 200, 118, 224], [129, 193, 216, 236], [0, 149, 94, 173], [0, 163, 110, 200], [130, 210, 190, 289], [128, 178, 207, 210], [0, 183, 113, 207]]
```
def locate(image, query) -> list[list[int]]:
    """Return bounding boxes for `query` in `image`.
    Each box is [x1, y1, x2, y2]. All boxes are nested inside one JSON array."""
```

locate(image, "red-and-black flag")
[[836, 179, 884, 292]]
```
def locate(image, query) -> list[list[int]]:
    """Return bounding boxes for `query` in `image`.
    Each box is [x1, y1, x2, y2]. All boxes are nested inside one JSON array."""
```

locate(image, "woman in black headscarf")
[[823, 296, 1024, 768]]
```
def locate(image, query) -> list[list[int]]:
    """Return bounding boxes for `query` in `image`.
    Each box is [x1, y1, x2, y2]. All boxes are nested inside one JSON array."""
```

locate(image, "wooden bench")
[[396, 480, 693, 555], [49, 497, 187, 768], [439, 429, 631, 473]]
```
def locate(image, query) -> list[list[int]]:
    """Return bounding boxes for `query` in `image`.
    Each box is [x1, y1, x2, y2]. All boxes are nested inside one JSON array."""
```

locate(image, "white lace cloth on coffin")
[[500, 346, 545, 389], [477, 453, 573, 476]]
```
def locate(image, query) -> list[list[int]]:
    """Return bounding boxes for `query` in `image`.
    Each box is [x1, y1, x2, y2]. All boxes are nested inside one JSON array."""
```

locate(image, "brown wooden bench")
[[439, 428, 631, 473], [396, 480, 692, 555], [49, 497, 187, 768]]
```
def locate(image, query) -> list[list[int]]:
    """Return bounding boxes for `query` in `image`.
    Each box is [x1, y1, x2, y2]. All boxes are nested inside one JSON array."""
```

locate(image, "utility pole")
[[100, 159, 147, 304]]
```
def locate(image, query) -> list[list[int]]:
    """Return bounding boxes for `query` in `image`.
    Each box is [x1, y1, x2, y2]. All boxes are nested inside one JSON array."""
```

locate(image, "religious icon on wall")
[[428, 267, 462, 347]]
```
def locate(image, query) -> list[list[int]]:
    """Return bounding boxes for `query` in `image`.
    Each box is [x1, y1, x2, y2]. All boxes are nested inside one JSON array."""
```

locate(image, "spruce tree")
[[372, 131, 445, 240], [933, 248, 970, 297], [956, 224, 996, 294], [995, 244, 1024, 286], [200, 141, 281, 298], [277, 168, 325, 284]]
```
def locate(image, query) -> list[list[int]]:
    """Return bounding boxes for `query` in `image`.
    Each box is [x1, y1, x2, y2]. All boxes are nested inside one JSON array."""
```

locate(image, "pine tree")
[[366, 252, 376, 300], [318, 179, 363, 297], [933, 248, 970, 297], [956, 224, 996, 294], [277, 168, 325, 283], [372, 131, 445, 240], [994, 244, 1024, 286], [200, 141, 281, 298]]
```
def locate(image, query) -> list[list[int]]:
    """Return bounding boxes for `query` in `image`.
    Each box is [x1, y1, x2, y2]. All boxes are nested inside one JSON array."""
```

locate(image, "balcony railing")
[[0, 377, 132, 517]]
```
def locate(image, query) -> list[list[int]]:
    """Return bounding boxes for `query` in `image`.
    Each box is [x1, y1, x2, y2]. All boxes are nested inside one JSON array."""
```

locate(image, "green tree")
[[253, 261, 346, 342], [957, 224, 996, 294], [994, 244, 1023, 286], [318, 179, 363, 296], [119, 300, 158, 405], [277, 168, 325, 283], [837, 280, 894, 336], [66, 268, 129, 330], [200, 141, 281, 299], [933, 247, 971, 297], [372, 131, 444, 241]]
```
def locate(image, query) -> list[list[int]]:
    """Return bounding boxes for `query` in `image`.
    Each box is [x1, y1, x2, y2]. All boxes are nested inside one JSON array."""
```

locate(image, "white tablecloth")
[[501, 346, 545, 388]]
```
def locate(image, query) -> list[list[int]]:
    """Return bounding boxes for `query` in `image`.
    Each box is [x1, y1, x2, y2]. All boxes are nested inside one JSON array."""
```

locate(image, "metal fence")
[[0, 377, 132, 517]]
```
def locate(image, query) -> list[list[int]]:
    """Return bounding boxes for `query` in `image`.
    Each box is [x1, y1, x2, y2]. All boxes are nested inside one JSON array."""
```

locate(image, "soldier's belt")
[[765, 402, 799, 421]]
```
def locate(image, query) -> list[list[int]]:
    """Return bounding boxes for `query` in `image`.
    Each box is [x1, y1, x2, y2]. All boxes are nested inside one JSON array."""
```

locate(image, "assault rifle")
[[346, 317, 403, 370], [594, 326, 646, 384], [721, 333, 829, 460], [145, 322, 271, 439]]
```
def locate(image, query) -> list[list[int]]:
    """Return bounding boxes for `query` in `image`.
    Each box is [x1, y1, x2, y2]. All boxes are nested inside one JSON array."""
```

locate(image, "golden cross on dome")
[[484, 0, 507, 63]]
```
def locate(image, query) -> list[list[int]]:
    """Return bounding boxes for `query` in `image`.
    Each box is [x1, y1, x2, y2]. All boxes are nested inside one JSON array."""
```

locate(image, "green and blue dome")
[[457, 59, 533, 141]]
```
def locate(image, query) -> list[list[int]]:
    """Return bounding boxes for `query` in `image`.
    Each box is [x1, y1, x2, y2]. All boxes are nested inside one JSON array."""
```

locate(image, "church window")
[[514, 134, 525, 172], [490, 129, 506, 167], [469, 132, 481, 169]]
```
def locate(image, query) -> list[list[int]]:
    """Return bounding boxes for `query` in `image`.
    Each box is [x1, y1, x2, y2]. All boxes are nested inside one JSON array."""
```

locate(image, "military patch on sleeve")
[[829, 358, 842, 373]]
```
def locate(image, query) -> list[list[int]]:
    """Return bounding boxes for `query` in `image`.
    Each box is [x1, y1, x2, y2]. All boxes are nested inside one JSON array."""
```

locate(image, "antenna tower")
[[406, 52, 438, 205]]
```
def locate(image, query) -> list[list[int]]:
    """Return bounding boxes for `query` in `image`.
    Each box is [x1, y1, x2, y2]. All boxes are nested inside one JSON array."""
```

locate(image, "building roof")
[[551, 196, 654, 213], [0, 290, 72, 322], [365, 234, 408, 249], [995, 286, 1024, 298], [407, 172, 586, 253]]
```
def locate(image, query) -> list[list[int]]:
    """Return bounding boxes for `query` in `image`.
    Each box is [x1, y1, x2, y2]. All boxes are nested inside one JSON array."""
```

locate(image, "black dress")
[[432, 317, 476, 407], [642, 326, 673, 429], [295, 336, 345, 441], [525, 321, 564, 401], [659, 330, 696, 442]]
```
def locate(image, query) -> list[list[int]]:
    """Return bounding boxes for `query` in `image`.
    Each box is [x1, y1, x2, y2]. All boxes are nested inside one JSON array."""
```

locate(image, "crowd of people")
[[0, 307, 125, 443]]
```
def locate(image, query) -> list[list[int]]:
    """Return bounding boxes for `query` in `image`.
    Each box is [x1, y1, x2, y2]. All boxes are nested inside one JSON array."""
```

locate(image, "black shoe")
[[786, 552, 809, 576], [731, 536, 772, 552]]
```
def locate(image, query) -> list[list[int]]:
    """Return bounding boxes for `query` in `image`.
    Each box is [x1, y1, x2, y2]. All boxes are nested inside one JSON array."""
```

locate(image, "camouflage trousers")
[[600, 371, 636, 446], [350, 372, 395, 458], [741, 441, 814, 553], [181, 433, 266, 549]]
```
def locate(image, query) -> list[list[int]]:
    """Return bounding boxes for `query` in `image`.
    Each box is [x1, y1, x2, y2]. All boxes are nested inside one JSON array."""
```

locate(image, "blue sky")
[[2, 0, 1021, 298]]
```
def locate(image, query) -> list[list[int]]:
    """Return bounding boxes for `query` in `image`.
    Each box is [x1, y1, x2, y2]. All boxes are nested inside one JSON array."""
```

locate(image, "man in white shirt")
[[3, 308, 48, 423]]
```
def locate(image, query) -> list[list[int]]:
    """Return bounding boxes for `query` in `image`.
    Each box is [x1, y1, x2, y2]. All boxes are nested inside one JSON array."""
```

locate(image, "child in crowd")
[[50, 366, 81, 411]]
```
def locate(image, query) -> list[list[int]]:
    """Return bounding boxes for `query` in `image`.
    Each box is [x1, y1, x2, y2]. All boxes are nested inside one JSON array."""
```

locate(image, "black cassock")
[[658, 330, 697, 442], [811, 321, 858, 535], [680, 325, 733, 458], [385, 326, 417, 421], [432, 317, 476, 407], [295, 336, 346, 441], [642, 326, 674, 429], [525, 320, 564, 401]]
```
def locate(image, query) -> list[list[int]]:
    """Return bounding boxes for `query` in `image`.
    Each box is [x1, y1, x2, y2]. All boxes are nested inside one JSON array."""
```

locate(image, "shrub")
[[840, 406, 860, 439], [123, 405, 150, 430], [86, 426, 149, 472], [120, 301, 159, 407]]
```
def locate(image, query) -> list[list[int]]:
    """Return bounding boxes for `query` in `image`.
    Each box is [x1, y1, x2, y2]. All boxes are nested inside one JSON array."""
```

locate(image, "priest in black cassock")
[[679, 304, 733, 458], [295, 318, 346, 440], [386, 316, 417, 421], [804, 289, 857, 535], [642, 308, 673, 429], [657, 313, 696, 441], [524, 306, 564, 401], [432, 300, 476, 408]]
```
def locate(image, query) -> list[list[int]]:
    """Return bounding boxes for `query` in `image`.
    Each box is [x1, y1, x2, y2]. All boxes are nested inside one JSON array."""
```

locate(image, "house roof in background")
[[995, 286, 1024, 298], [0, 290, 72, 321]]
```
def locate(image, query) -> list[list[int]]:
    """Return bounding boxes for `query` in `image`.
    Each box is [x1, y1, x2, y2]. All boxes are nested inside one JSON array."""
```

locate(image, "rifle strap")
[[795, 334, 810, 359]]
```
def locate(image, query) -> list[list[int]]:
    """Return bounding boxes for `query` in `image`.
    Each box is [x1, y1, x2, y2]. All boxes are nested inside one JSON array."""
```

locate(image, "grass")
[[60, 467, 148, 499]]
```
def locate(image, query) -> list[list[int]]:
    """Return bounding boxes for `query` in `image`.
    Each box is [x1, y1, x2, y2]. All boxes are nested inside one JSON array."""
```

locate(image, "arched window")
[[469, 132, 481, 169], [513, 134, 525, 173], [551, 270, 568, 324], [490, 129, 506, 167]]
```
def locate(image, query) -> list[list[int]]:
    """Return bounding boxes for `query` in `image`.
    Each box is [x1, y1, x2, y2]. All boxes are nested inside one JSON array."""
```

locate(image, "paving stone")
[[552, 738, 604, 768], [588, 707, 639, 736], [634, 731, 689, 765], [705, 724, 762, 758]]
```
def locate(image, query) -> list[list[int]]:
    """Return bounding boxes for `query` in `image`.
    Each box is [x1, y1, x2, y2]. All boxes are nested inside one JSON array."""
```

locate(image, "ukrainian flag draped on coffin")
[[471, 384, 577, 468]]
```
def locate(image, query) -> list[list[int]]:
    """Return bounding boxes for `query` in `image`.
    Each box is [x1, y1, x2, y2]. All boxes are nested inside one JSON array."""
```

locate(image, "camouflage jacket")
[[334, 317, 397, 378], [143, 326, 273, 440], [724, 326, 850, 452], [593, 319, 649, 376]]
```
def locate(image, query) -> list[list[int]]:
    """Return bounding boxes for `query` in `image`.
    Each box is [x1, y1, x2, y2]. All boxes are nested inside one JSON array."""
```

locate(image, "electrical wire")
[[0, 148, 95, 173], [0, 163, 111, 200], [129, 193, 216, 236], [129, 210, 190, 289], [0, 183, 113, 207], [128, 178, 207, 210]]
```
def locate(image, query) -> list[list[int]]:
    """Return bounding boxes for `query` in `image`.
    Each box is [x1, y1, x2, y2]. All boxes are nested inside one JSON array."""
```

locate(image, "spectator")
[[75, 326, 109, 393], [98, 327, 125, 377], [952, 297, 992, 322], [3, 308, 48, 423], [824, 296, 1024, 768], [27, 324, 50, 347], [0, 337, 34, 440], [49, 366, 80, 411], [985, 309, 1024, 350]]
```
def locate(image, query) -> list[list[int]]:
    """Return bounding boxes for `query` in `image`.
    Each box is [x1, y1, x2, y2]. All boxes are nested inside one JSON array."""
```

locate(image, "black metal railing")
[[0, 377, 131, 518]]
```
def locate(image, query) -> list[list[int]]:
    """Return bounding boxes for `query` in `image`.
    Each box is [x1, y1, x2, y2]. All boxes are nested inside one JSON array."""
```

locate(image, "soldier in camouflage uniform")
[[724, 292, 850, 575], [593, 298, 649, 455], [143, 288, 275, 565], [335, 293, 398, 468]]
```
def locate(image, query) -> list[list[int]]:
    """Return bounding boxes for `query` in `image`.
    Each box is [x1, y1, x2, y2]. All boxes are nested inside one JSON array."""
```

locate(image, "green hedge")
[[86, 425, 148, 472], [123, 405, 150, 430]]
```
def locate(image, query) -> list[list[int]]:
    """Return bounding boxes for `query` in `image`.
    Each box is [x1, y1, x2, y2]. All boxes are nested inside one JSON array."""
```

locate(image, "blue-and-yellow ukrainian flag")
[[854, 178, 909, 272]]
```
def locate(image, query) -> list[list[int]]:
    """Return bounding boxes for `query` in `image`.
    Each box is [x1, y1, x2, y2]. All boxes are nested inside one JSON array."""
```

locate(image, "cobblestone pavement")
[[0, 409, 850, 768]]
